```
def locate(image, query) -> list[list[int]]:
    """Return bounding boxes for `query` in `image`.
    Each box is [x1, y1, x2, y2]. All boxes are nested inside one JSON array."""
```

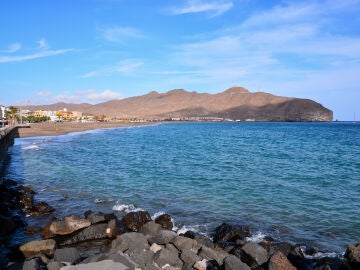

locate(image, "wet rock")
[[112, 232, 150, 253], [214, 223, 251, 244], [155, 214, 173, 230], [154, 248, 183, 268], [106, 219, 127, 239], [344, 242, 360, 264], [0, 214, 16, 236], [198, 245, 228, 266], [241, 242, 268, 267], [182, 231, 196, 239], [268, 251, 296, 270], [60, 260, 130, 270], [224, 255, 250, 270], [268, 242, 292, 257], [121, 211, 152, 232], [54, 247, 81, 264], [41, 222, 55, 239], [139, 220, 162, 236], [50, 215, 91, 235], [19, 239, 56, 258], [25, 226, 42, 234], [58, 223, 107, 246], [27, 201, 55, 216], [172, 236, 199, 253], [84, 210, 116, 224], [148, 230, 177, 245], [180, 249, 201, 266]]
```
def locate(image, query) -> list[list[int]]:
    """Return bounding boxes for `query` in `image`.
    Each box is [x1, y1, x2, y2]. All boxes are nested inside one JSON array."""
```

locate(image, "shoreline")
[[15, 121, 155, 138], [1, 180, 359, 269]]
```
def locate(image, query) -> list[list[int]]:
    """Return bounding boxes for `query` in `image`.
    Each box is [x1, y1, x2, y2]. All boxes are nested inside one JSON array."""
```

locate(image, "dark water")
[[4, 122, 360, 255]]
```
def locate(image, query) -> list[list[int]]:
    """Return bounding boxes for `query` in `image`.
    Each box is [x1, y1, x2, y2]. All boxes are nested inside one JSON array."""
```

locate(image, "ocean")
[[3, 122, 360, 255]]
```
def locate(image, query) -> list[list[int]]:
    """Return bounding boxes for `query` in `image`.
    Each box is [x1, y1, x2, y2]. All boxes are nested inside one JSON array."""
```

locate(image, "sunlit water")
[[4, 122, 360, 255]]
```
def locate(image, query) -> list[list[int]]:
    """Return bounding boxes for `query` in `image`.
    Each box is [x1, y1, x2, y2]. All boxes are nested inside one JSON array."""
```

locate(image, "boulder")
[[268, 251, 296, 270], [125, 249, 155, 269], [47, 260, 64, 270], [166, 243, 180, 254], [194, 259, 208, 270], [121, 211, 152, 232], [214, 223, 251, 244], [344, 242, 360, 264], [50, 215, 91, 235], [154, 248, 183, 268], [198, 245, 228, 266], [58, 223, 107, 246], [80, 254, 108, 264], [155, 214, 173, 230], [112, 232, 150, 253], [241, 242, 268, 267], [194, 235, 215, 249], [224, 255, 250, 270], [84, 210, 116, 224], [172, 236, 199, 253], [139, 221, 162, 236], [106, 219, 127, 239], [60, 260, 130, 270], [268, 242, 293, 257], [19, 239, 56, 258], [107, 251, 140, 269], [150, 243, 162, 253], [22, 257, 44, 270], [54, 247, 81, 264], [180, 250, 201, 266], [148, 230, 178, 245]]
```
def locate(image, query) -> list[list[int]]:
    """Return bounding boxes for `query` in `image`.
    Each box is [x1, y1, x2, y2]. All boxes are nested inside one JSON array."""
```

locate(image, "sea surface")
[[3, 122, 360, 255]]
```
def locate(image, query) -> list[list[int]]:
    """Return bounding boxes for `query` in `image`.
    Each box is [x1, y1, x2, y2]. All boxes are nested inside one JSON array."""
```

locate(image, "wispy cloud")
[[0, 38, 73, 63], [36, 91, 52, 97], [1, 43, 22, 53], [81, 60, 144, 78], [169, 0, 233, 17], [0, 49, 74, 63], [101, 26, 145, 43]]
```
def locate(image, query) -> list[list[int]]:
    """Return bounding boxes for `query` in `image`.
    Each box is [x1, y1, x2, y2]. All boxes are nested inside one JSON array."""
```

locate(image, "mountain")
[[25, 87, 333, 121]]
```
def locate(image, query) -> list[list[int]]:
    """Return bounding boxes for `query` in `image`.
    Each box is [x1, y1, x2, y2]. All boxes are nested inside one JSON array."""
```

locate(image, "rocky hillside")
[[27, 87, 333, 121]]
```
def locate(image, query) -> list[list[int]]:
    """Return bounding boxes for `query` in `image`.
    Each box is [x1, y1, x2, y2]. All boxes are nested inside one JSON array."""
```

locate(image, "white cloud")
[[0, 48, 74, 63], [1, 43, 22, 53], [87, 89, 121, 101], [37, 38, 49, 50], [81, 60, 144, 78], [169, 0, 233, 17], [101, 26, 145, 43]]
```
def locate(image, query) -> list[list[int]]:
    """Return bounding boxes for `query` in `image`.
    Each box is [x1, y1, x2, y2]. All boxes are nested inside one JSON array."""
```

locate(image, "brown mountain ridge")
[[27, 87, 333, 121]]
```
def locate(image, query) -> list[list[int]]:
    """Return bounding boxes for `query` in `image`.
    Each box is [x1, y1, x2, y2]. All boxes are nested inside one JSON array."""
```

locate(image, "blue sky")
[[1, 0, 360, 120]]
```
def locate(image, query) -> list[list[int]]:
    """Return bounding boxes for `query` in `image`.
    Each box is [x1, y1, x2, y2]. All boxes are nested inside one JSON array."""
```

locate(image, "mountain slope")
[[25, 87, 333, 121]]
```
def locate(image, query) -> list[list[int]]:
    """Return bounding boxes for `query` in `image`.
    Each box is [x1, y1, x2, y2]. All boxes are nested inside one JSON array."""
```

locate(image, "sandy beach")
[[16, 121, 153, 138]]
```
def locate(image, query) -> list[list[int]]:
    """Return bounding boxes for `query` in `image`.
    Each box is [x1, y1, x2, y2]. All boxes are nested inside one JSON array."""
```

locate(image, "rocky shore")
[[1, 181, 360, 270]]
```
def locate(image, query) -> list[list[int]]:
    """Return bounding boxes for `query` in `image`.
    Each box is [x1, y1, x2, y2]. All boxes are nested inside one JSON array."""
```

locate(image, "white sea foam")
[[23, 144, 40, 150], [301, 246, 340, 259], [112, 202, 144, 213], [246, 231, 267, 243], [151, 211, 165, 220]]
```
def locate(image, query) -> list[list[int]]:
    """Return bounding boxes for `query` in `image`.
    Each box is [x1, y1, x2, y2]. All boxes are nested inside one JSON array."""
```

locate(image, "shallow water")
[[4, 122, 360, 254]]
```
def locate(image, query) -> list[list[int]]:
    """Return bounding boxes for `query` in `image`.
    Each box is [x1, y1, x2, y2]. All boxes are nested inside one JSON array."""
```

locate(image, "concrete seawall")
[[0, 125, 29, 166]]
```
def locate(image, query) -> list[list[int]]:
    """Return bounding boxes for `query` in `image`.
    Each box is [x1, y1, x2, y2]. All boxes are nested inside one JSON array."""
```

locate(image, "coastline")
[[15, 121, 154, 138]]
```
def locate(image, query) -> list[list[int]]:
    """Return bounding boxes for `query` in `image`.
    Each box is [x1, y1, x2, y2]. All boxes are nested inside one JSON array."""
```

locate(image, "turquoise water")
[[4, 122, 360, 254]]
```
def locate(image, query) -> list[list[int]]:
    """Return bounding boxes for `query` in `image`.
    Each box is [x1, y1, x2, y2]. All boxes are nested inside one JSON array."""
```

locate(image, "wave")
[[245, 231, 267, 243], [112, 202, 144, 213], [22, 144, 41, 150]]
